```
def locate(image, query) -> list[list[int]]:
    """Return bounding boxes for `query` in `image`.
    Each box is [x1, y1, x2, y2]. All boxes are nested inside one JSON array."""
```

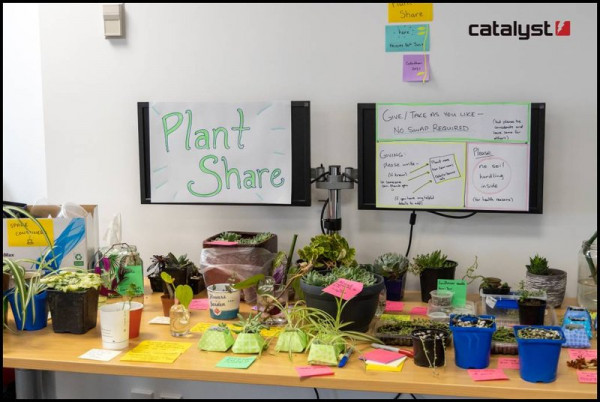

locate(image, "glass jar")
[[577, 238, 597, 311], [256, 276, 289, 326], [169, 304, 191, 337]]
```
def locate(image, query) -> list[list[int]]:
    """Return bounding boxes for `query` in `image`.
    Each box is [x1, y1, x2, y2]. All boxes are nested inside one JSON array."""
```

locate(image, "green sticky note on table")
[[437, 279, 467, 307], [216, 356, 257, 369]]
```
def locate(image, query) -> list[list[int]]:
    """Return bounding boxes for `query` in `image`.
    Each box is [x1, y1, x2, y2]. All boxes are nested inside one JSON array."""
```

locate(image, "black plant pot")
[[518, 298, 546, 325], [419, 262, 457, 303], [148, 275, 163, 293], [482, 286, 511, 295], [412, 328, 447, 368], [384, 272, 408, 301], [300, 274, 384, 332], [162, 268, 188, 294], [47, 288, 99, 334], [188, 275, 206, 295]]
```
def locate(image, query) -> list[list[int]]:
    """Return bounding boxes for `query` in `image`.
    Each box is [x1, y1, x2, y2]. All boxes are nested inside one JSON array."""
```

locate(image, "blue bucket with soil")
[[450, 314, 496, 369], [514, 325, 565, 383]]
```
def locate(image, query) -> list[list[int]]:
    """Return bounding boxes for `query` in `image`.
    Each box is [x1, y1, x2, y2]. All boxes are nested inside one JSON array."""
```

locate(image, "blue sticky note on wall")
[[386, 24, 430, 52]]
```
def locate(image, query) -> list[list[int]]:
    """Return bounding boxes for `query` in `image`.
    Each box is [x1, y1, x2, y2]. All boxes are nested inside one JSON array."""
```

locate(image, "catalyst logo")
[[469, 21, 571, 40]]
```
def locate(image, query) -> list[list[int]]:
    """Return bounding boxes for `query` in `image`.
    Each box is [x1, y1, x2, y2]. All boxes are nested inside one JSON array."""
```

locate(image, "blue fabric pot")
[[514, 325, 565, 383], [8, 290, 48, 331]]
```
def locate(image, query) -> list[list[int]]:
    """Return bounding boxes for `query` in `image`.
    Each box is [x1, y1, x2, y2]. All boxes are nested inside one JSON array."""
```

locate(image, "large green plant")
[[41, 271, 103, 292], [297, 234, 357, 270]]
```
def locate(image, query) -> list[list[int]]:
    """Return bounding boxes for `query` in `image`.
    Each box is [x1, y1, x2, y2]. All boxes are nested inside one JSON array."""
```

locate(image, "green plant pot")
[[275, 329, 308, 353], [198, 327, 235, 352], [232, 333, 266, 354]]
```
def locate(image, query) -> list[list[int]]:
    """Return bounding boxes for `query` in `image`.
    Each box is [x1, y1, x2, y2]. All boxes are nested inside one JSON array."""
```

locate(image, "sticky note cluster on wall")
[[386, 3, 433, 82]]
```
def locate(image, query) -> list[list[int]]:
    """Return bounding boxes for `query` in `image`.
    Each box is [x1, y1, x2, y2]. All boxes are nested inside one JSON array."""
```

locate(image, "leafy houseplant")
[[517, 280, 547, 325], [231, 312, 268, 354], [461, 257, 511, 295], [514, 325, 565, 383], [409, 250, 458, 303], [525, 254, 567, 308], [300, 265, 384, 332], [41, 271, 102, 334], [373, 253, 409, 301], [6, 263, 48, 331]]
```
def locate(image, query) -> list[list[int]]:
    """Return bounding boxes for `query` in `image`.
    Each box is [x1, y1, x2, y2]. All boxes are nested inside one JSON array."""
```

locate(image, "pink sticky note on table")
[[295, 366, 334, 378], [497, 357, 520, 370], [577, 371, 597, 384], [403, 54, 430, 82], [568, 349, 597, 360], [360, 349, 405, 364], [468, 369, 509, 381], [189, 298, 209, 310], [206, 240, 238, 246], [322, 279, 363, 301], [410, 306, 428, 315], [385, 301, 404, 312]]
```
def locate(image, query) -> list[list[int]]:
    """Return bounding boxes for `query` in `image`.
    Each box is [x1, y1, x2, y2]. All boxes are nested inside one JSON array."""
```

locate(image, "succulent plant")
[[297, 233, 357, 270], [373, 252, 408, 280], [409, 250, 452, 275], [526, 254, 550, 275], [302, 265, 377, 287]]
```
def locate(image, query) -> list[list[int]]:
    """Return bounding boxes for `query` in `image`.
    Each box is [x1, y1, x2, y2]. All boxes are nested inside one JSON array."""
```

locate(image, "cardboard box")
[[3, 204, 99, 270]]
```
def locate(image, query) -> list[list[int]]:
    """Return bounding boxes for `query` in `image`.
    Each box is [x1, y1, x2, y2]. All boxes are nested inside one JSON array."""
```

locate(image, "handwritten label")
[[410, 306, 428, 315], [577, 371, 597, 384], [437, 279, 467, 307], [388, 3, 433, 23], [7, 218, 54, 247], [295, 366, 334, 378], [568, 349, 597, 360], [403, 54, 430, 82], [386, 24, 430, 52], [497, 357, 520, 370], [189, 298, 210, 310], [360, 349, 405, 364], [78, 349, 121, 362], [385, 301, 404, 312], [322, 279, 363, 300], [216, 356, 257, 369], [120, 341, 192, 364], [467, 369, 509, 381]]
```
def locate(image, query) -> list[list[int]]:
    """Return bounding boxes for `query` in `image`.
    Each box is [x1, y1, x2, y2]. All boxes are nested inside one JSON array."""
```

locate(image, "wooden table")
[[3, 288, 597, 399]]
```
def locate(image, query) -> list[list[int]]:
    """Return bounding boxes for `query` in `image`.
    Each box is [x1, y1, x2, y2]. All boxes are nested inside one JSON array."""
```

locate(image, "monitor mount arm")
[[311, 165, 358, 234]]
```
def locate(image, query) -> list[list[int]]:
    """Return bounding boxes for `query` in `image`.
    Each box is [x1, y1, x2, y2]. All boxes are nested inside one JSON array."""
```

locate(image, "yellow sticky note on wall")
[[7, 218, 54, 247], [388, 3, 433, 23]]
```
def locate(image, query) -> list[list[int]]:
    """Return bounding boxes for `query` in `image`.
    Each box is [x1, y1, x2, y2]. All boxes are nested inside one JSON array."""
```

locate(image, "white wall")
[[3, 3, 47, 203], [32, 3, 597, 297]]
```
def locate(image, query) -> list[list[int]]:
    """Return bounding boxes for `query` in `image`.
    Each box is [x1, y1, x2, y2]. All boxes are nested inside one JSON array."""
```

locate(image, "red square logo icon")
[[555, 21, 570, 36]]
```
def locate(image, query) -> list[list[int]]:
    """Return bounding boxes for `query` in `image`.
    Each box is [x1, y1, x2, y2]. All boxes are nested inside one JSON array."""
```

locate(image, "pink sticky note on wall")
[[568, 349, 597, 360], [295, 366, 334, 378], [497, 358, 519, 370], [577, 371, 597, 384], [189, 298, 209, 310], [360, 349, 405, 364], [410, 306, 428, 315], [467, 369, 509, 381], [403, 54, 430, 82], [322, 279, 363, 300], [385, 301, 404, 312]]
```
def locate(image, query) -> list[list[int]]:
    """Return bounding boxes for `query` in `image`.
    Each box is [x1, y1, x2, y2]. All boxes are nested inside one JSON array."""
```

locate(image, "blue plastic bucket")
[[8, 290, 48, 331], [450, 314, 496, 369], [514, 325, 565, 383]]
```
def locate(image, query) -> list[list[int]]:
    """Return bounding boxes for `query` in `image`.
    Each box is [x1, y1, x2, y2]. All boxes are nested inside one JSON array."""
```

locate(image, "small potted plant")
[[525, 254, 567, 308], [198, 323, 235, 352], [491, 326, 518, 355], [300, 265, 384, 332], [231, 312, 268, 354], [147, 255, 169, 293], [449, 314, 496, 369], [461, 257, 511, 295], [409, 250, 458, 303], [41, 271, 103, 334], [411, 328, 448, 371], [514, 326, 565, 383], [119, 283, 144, 339], [373, 252, 409, 301], [206, 274, 265, 320], [161, 272, 193, 336], [273, 301, 313, 356], [5, 261, 48, 331], [517, 280, 547, 325]]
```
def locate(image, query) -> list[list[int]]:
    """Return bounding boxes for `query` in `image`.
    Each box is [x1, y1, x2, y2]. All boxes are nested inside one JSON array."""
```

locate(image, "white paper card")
[[148, 316, 171, 325], [78, 349, 122, 362]]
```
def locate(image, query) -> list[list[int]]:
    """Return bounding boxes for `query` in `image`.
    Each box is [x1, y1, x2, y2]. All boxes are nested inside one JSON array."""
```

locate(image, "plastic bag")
[[200, 247, 274, 304]]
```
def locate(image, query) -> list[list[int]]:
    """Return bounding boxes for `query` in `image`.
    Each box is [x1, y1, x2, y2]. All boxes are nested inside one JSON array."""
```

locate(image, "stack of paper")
[[365, 356, 407, 372], [360, 349, 408, 372]]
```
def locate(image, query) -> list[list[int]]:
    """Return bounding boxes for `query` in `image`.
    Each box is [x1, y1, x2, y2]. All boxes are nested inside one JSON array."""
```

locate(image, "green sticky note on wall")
[[437, 279, 467, 307], [116, 265, 144, 296]]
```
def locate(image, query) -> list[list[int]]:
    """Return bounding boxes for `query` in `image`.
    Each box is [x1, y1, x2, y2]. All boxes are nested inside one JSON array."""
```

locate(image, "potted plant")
[[120, 282, 144, 339], [514, 326, 565, 383], [375, 318, 452, 347], [411, 328, 448, 371], [373, 252, 409, 301], [300, 265, 384, 332], [6, 261, 48, 331], [198, 323, 235, 352], [231, 312, 268, 354], [147, 255, 169, 293], [41, 271, 102, 334], [461, 257, 511, 295], [206, 274, 265, 320], [449, 314, 496, 369], [409, 250, 458, 303], [273, 301, 315, 356], [160, 272, 194, 338], [525, 254, 567, 308], [517, 280, 547, 325], [491, 326, 518, 355]]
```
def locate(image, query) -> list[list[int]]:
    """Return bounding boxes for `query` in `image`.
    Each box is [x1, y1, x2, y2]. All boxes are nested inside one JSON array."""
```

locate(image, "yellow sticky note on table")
[[380, 314, 411, 322], [121, 351, 183, 364], [191, 322, 236, 333], [388, 3, 433, 23], [7, 218, 54, 247], [260, 327, 283, 337], [366, 361, 406, 372], [132, 340, 192, 353]]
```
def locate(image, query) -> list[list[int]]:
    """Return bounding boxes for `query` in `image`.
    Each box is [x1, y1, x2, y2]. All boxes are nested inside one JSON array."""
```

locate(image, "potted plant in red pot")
[[373, 252, 409, 301], [409, 250, 458, 303]]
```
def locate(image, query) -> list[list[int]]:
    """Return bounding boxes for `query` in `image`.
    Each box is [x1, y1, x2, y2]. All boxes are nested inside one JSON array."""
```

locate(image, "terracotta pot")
[[161, 295, 175, 317], [128, 302, 144, 338]]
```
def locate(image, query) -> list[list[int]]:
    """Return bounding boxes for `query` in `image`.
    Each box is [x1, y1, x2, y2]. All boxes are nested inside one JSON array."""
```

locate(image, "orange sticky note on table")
[[577, 371, 597, 384], [322, 279, 363, 300], [189, 298, 209, 310], [568, 349, 597, 360], [385, 301, 404, 312], [295, 366, 334, 378], [410, 306, 428, 315], [468, 369, 509, 381], [497, 358, 519, 370]]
